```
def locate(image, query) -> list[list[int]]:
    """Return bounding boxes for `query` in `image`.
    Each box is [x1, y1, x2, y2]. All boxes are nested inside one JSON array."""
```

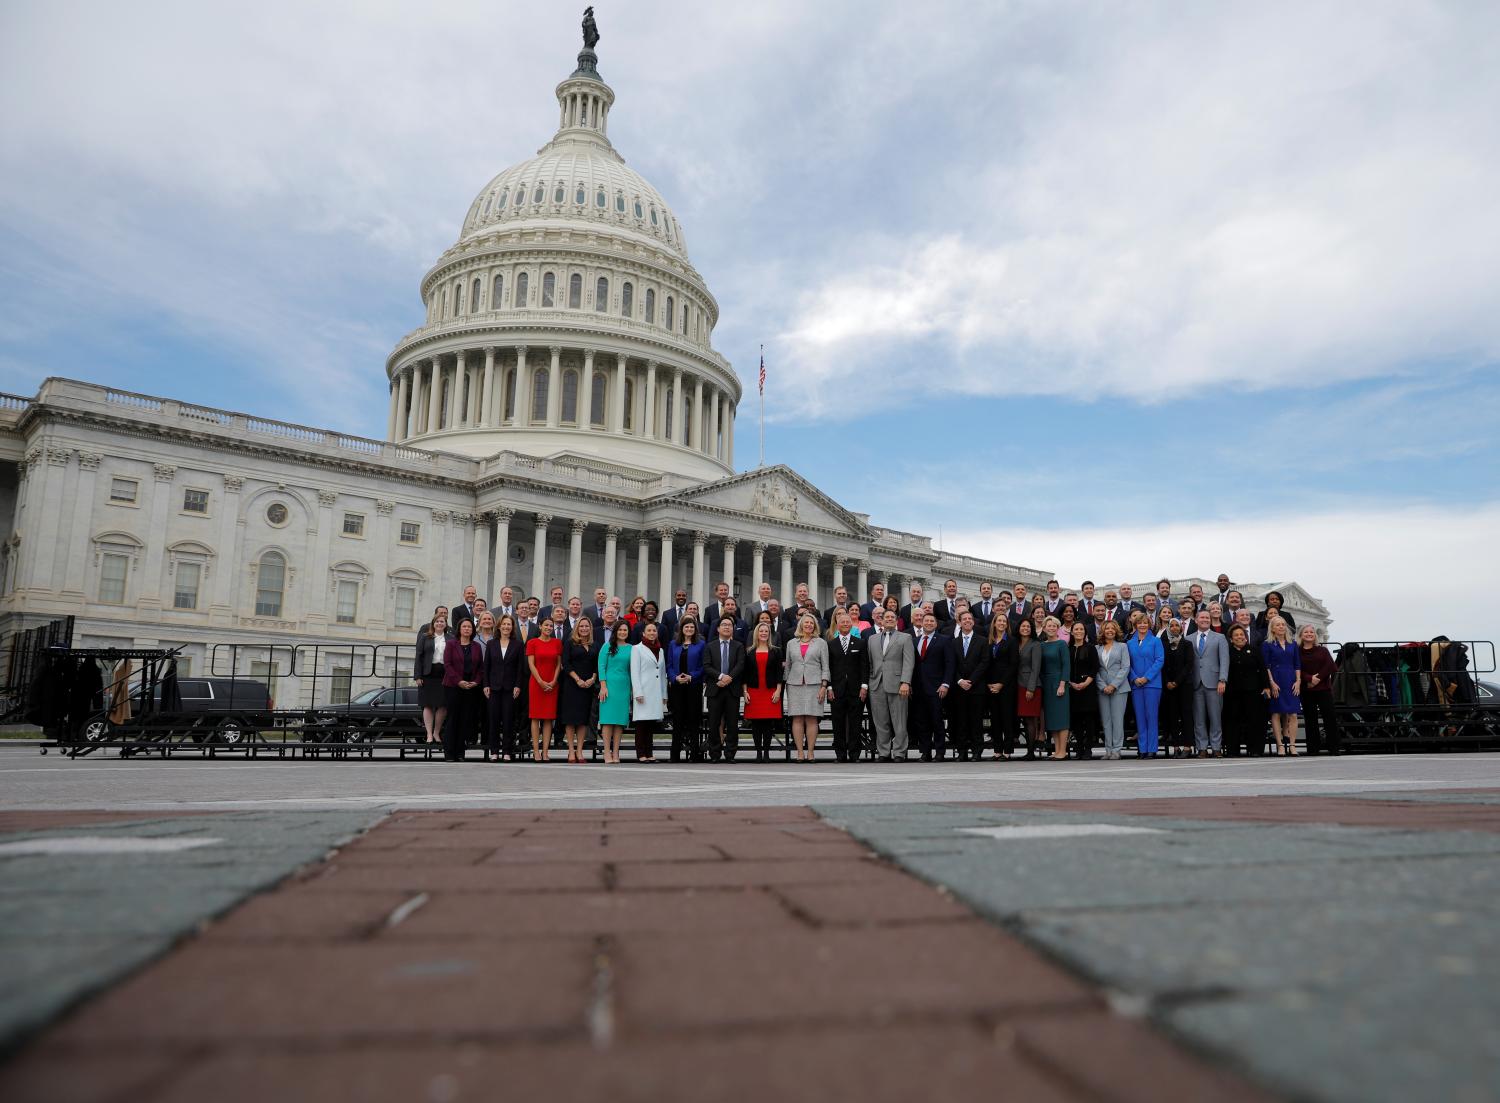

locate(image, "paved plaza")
[[1, 747, 1497, 1102]]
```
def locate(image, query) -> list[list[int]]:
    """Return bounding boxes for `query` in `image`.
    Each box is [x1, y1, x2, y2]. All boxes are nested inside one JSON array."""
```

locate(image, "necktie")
[[841, 636, 849, 653], [963, 635, 970, 656], [1198, 633, 1205, 654], [919, 636, 928, 658], [721, 641, 728, 669], [983, 601, 990, 616]]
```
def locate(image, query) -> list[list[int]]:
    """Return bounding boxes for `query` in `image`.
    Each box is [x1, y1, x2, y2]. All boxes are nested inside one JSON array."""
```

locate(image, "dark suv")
[[87, 677, 274, 744], [305, 685, 422, 742]]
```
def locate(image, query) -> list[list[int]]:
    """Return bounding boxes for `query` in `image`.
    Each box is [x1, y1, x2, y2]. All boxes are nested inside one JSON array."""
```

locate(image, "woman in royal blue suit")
[[1126, 612, 1165, 757], [666, 618, 707, 762]]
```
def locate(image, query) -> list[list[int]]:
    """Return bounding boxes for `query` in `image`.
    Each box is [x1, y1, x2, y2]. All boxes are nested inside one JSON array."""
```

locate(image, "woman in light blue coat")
[[1095, 619, 1132, 759]]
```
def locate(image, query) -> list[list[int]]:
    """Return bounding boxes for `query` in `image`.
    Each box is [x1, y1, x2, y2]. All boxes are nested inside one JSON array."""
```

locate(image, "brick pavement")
[[0, 807, 1271, 1103]]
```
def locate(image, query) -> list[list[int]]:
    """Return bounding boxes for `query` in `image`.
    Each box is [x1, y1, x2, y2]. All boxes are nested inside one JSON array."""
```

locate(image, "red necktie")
[[920, 637, 928, 659]]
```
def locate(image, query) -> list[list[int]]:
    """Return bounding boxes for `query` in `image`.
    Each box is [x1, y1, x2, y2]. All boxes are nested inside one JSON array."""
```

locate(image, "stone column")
[[367, 500, 393, 630], [709, 387, 721, 458], [393, 371, 410, 441], [480, 347, 496, 427], [425, 356, 442, 434], [581, 350, 595, 428], [643, 361, 658, 440], [531, 513, 551, 601], [832, 556, 845, 593], [473, 512, 492, 599], [514, 345, 530, 425], [492, 508, 513, 594], [568, 519, 586, 599], [721, 539, 737, 597], [454, 350, 468, 427], [805, 550, 821, 608], [386, 379, 400, 440], [656, 527, 676, 610], [726, 402, 735, 467], [60, 451, 101, 602], [603, 524, 620, 599], [611, 355, 627, 432], [546, 346, 563, 427], [635, 532, 651, 602], [301, 488, 338, 628], [779, 546, 793, 606], [133, 462, 175, 611], [751, 541, 766, 594], [210, 475, 244, 619], [857, 561, 870, 602], [691, 531, 707, 605], [672, 366, 686, 445], [405, 367, 420, 438], [693, 375, 705, 451]]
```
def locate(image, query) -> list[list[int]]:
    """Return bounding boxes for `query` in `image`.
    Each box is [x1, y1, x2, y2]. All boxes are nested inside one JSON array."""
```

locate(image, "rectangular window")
[[99, 553, 128, 604], [182, 489, 209, 514], [331, 665, 353, 706], [399, 522, 421, 545], [336, 580, 358, 624], [109, 478, 138, 504], [173, 562, 201, 610], [394, 585, 416, 629], [249, 660, 278, 706], [176, 657, 193, 678], [342, 512, 365, 537]]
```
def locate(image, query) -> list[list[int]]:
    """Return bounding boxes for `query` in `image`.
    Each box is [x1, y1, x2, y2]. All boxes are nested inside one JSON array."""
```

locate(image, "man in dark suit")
[[660, 588, 689, 638], [452, 585, 480, 629], [949, 610, 990, 761], [971, 582, 998, 633], [494, 585, 520, 621], [719, 597, 750, 646], [1079, 581, 1098, 620], [910, 610, 954, 760], [703, 580, 732, 628], [1007, 583, 1030, 632], [822, 585, 851, 627], [933, 579, 960, 626], [1115, 584, 1141, 625], [825, 609, 868, 762], [585, 587, 610, 634], [858, 582, 886, 624], [703, 616, 746, 762], [1041, 579, 1065, 620], [899, 582, 925, 629], [749, 582, 775, 619]]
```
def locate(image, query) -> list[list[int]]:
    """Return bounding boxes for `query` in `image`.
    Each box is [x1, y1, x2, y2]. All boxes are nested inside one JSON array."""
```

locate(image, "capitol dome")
[[383, 43, 739, 482]]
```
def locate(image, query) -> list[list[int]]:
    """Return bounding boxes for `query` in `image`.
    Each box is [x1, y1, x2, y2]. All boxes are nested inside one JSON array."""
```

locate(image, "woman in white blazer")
[[1095, 619, 1133, 759], [628, 622, 668, 762], [781, 612, 830, 762]]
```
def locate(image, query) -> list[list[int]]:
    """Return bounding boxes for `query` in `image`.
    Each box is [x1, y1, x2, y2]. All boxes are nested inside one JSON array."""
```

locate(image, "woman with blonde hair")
[[1261, 615, 1301, 755], [741, 619, 784, 762], [559, 617, 600, 764], [782, 612, 830, 762]]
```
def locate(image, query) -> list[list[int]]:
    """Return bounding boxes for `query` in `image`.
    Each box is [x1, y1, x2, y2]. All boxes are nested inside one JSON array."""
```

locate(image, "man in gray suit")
[[1189, 609, 1229, 756], [866, 608, 915, 761]]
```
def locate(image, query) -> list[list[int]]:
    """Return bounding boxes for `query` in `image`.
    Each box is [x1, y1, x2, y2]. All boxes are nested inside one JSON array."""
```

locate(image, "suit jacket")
[[970, 598, 998, 632], [866, 628, 915, 694], [826, 632, 868, 696], [1042, 597, 1066, 620], [898, 602, 925, 629], [702, 602, 731, 629], [951, 632, 989, 689], [703, 637, 747, 697], [912, 632, 955, 697], [1161, 636, 1198, 691], [451, 601, 478, 628], [1095, 641, 1132, 696], [514, 619, 542, 645], [740, 646, 783, 689], [933, 596, 960, 625], [480, 636, 525, 694], [1190, 629, 1230, 687], [1007, 605, 1032, 633], [858, 600, 884, 624], [985, 635, 1018, 689], [659, 605, 689, 637], [1015, 639, 1043, 691], [783, 636, 829, 688]]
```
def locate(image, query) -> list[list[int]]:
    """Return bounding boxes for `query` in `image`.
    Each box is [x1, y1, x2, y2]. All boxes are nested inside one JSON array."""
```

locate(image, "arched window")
[[596, 187, 606, 208], [664, 385, 674, 439], [497, 189, 507, 210], [575, 184, 586, 205], [568, 273, 582, 309], [471, 278, 482, 313], [439, 377, 451, 429], [650, 205, 659, 226], [562, 368, 579, 423], [504, 368, 516, 420], [531, 368, 549, 422], [590, 372, 606, 426], [515, 271, 529, 307], [532, 183, 544, 203], [514, 186, 525, 206], [644, 288, 655, 323], [665, 295, 674, 328], [621, 282, 633, 317], [255, 552, 286, 618], [442, 288, 450, 319], [665, 219, 673, 241], [541, 272, 555, 307], [492, 274, 504, 309], [553, 182, 564, 203], [454, 281, 465, 315], [481, 194, 492, 217], [623, 379, 635, 430], [633, 199, 643, 219], [681, 304, 688, 333], [616, 191, 626, 213], [595, 276, 608, 312]]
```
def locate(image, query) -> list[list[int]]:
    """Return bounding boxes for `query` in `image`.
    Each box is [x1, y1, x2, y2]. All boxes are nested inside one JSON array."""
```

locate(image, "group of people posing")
[[409, 572, 1338, 763]]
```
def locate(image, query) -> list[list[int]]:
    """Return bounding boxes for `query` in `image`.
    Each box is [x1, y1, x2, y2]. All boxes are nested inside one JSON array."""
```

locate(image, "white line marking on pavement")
[[957, 824, 1167, 840], [0, 835, 222, 855]]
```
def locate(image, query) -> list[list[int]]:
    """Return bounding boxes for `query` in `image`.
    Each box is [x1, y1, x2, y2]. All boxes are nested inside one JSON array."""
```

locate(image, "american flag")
[[758, 349, 766, 394]]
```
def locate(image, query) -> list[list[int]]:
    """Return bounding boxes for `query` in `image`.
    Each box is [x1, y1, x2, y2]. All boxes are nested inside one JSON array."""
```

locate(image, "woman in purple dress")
[[1260, 616, 1302, 755]]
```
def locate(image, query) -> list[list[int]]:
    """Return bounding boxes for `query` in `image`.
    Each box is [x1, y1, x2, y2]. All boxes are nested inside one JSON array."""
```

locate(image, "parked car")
[[86, 677, 274, 744], [305, 685, 422, 742]]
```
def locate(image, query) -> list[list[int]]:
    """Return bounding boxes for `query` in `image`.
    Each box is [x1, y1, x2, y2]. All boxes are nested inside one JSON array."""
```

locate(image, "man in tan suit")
[[866, 608, 914, 761]]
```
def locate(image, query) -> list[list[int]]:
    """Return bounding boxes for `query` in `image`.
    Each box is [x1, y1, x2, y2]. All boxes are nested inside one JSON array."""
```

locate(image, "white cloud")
[[943, 503, 1500, 652]]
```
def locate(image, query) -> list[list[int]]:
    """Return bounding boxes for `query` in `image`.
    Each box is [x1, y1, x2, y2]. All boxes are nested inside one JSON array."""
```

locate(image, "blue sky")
[[2, 1, 1498, 648]]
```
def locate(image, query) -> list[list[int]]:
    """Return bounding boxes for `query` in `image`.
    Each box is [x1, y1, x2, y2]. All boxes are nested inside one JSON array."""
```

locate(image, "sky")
[[2, 1, 1497, 653]]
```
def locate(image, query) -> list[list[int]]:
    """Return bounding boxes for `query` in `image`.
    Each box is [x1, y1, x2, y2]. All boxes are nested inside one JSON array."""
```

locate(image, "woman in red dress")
[[526, 617, 563, 762], [741, 620, 784, 763]]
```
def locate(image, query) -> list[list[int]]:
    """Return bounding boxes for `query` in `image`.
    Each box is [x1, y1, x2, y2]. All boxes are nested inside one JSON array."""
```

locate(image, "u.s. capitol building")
[[0, 30, 1329, 705]]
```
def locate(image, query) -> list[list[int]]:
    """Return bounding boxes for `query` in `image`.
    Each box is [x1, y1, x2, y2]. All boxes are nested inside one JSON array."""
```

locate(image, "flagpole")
[[758, 343, 765, 468]]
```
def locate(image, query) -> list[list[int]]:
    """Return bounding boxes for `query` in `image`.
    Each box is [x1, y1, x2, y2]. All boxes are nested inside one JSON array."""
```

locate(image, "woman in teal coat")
[[597, 621, 634, 764], [1040, 616, 1072, 760]]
